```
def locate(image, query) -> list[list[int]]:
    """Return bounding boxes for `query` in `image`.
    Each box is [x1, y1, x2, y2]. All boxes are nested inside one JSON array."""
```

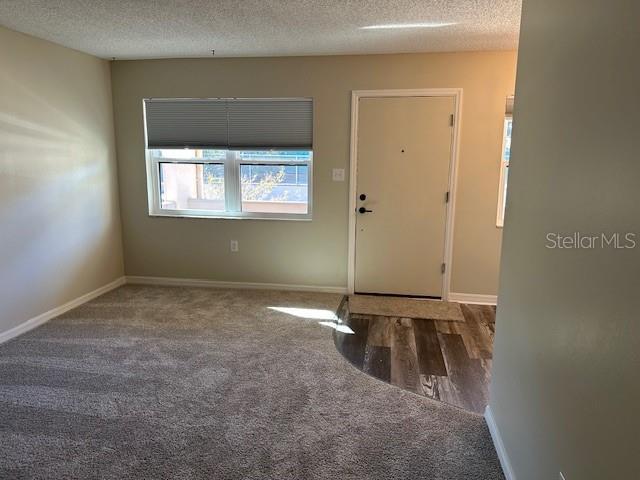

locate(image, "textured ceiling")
[[0, 0, 521, 59]]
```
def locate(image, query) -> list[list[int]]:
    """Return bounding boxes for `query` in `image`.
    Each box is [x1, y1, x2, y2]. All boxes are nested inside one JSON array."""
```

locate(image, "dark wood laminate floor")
[[333, 298, 496, 414]]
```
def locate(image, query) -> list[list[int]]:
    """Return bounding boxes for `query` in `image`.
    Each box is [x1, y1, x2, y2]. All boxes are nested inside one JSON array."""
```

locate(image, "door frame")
[[347, 88, 463, 300]]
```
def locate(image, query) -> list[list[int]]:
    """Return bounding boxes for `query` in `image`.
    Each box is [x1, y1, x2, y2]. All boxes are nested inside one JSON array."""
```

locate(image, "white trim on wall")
[[347, 88, 463, 301], [0, 277, 126, 345], [448, 292, 498, 305], [126, 276, 348, 294], [485, 406, 516, 480]]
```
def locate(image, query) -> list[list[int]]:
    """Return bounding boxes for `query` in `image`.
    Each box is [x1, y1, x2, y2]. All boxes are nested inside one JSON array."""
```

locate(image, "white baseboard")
[[485, 405, 516, 480], [0, 276, 126, 345], [125, 275, 348, 295], [448, 292, 498, 305]]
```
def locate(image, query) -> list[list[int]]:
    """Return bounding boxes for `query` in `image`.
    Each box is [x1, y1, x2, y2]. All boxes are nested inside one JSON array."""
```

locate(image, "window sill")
[[149, 211, 313, 222]]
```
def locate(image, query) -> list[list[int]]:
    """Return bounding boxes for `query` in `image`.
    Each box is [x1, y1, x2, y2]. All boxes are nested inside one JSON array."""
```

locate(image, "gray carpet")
[[0, 286, 504, 479]]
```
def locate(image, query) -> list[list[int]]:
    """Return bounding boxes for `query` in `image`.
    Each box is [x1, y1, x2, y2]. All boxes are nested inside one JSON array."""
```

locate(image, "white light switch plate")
[[230, 240, 239, 252], [332, 168, 345, 182]]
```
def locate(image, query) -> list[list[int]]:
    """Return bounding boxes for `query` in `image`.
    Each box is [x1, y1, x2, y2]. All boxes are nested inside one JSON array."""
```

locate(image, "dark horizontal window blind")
[[145, 98, 313, 150]]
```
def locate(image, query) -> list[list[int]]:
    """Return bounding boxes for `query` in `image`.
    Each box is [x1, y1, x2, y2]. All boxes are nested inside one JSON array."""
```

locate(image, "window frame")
[[146, 149, 313, 221], [496, 116, 512, 228]]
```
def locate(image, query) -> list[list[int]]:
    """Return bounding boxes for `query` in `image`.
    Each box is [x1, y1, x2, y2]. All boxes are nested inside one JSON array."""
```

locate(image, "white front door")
[[354, 96, 454, 297]]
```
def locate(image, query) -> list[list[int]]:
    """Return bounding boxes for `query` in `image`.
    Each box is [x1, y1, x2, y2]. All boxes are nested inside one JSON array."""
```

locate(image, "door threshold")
[[353, 292, 442, 301]]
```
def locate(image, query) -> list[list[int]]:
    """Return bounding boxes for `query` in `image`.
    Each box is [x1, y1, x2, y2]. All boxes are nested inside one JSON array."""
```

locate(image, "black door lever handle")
[[358, 207, 373, 214]]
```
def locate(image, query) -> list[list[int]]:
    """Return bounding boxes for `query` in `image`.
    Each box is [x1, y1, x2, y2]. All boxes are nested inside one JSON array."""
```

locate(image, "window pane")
[[240, 164, 309, 214], [503, 118, 513, 162], [297, 165, 309, 185], [283, 165, 297, 184], [202, 150, 227, 161], [159, 163, 225, 211], [151, 148, 227, 161], [497, 117, 512, 227], [238, 150, 312, 163]]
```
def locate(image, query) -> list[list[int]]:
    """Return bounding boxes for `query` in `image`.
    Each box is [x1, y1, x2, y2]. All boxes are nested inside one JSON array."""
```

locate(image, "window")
[[144, 98, 313, 220], [148, 149, 312, 218], [239, 151, 310, 214], [496, 96, 513, 227]]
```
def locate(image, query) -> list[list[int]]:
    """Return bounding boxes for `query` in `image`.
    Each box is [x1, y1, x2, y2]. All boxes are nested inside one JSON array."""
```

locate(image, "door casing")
[[347, 88, 463, 300]]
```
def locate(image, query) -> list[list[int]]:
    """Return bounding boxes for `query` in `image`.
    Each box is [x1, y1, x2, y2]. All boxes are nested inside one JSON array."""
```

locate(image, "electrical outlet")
[[332, 168, 345, 182], [230, 240, 239, 252], [559, 472, 566, 480]]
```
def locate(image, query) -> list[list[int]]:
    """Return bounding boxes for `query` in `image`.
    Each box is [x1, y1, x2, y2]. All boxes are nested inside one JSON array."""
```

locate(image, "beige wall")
[[490, 0, 639, 478], [111, 51, 516, 293], [0, 27, 124, 334]]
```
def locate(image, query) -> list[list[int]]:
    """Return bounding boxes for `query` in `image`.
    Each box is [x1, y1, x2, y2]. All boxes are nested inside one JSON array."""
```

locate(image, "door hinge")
[[449, 114, 455, 127], [445, 191, 450, 203], [441, 263, 446, 274]]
